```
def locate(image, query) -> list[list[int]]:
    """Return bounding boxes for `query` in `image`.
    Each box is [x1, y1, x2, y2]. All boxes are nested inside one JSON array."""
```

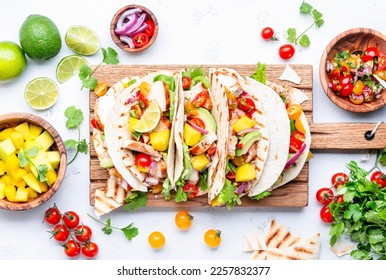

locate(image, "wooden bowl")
[[110, 4, 158, 53], [319, 28, 386, 113], [0, 113, 66, 211]]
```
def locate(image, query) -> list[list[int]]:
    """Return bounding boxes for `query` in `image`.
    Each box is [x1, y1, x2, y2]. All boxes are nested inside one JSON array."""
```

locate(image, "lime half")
[[56, 54, 88, 83], [65, 25, 100, 56], [24, 77, 59, 110], [133, 100, 161, 133]]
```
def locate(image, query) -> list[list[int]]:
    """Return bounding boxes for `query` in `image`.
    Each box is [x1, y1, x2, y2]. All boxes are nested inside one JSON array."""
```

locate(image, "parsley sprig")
[[87, 214, 139, 241], [64, 106, 88, 165], [18, 146, 48, 182], [79, 47, 119, 90], [287, 1, 324, 47]]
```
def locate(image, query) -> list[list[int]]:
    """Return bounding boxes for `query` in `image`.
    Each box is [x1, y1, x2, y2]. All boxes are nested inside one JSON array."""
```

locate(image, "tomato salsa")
[[326, 46, 385, 105]]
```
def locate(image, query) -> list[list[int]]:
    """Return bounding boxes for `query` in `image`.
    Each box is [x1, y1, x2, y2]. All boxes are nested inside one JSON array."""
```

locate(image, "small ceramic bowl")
[[110, 4, 158, 53], [0, 113, 66, 211], [319, 28, 386, 113]]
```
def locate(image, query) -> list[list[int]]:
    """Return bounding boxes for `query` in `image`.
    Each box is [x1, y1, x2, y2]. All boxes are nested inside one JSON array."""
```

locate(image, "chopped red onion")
[[188, 121, 208, 134], [126, 22, 148, 37], [148, 161, 157, 177], [124, 13, 147, 36], [119, 35, 134, 48], [235, 182, 250, 194], [284, 143, 307, 170], [115, 14, 138, 35]]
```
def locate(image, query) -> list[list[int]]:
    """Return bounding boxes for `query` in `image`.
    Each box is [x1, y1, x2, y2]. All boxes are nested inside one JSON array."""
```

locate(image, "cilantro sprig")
[[286, 1, 324, 47], [123, 191, 148, 211], [18, 146, 48, 182], [79, 47, 119, 90], [64, 106, 88, 165], [87, 214, 139, 241]]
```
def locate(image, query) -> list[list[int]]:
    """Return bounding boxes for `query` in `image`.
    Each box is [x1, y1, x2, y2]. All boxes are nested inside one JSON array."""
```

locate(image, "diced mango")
[[15, 188, 29, 202], [35, 130, 54, 151], [0, 160, 5, 176], [46, 151, 60, 169], [46, 169, 57, 186], [5, 153, 20, 172], [10, 131, 24, 150], [150, 130, 170, 152], [0, 138, 16, 157], [15, 180, 26, 189], [231, 116, 256, 133], [1, 175, 12, 185], [191, 153, 209, 172], [4, 185, 17, 202], [30, 150, 47, 167], [184, 123, 201, 147], [128, 117, 138, 133], [24, 140, 38, 150], [39, 182, 48, 193], [0, 181, 5, 199], [27, 187, 38, 199], [10, 168, 27, 182], [22, 173, 42, 193], [235, 163, 256, 182], [14, 122, 30, 140], [29, 166, 38, 178], [29, 124, 43, 140], [0, 128, 14, 141]]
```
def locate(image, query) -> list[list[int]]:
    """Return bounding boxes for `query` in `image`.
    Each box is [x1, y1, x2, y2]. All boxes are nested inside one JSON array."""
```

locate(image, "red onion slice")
[[126, 22, 148, 37], [235, 182, 250, 194], [284, 143, 307, 170], [237, 127, 258, 136], [124, 13, 147, 37], [148, 161, 157, 178], [115, 14, 138, 35], [188, 121, 208, 134], [119, 35, 135, 48], [116, 8, 142, 28]]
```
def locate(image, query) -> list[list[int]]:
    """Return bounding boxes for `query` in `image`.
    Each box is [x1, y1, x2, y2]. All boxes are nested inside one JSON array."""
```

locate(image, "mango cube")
[[0, 181, 5, 199], [191, 154, 209, 172], [15, 188, 29, 202], [0, 138, 16, 157], [23, 140, 38, 150], [39, 182, 48, 193], [28, 124, 43, 140], [46, 169, 57, 186], [231, 116, 256, 133], [14, 122, 30, 140], [0, 160, 5, 176], [27, 187, 38, 199], [4, 185, 17, 202], [5, 153, 20, 172], [0, 128, 14, 141], [35, 130, 54, 151], [10, 131, 24, 150], [47, 151, 60, 169], [22, 173, 42, 193], [10, 168, 27, 182]]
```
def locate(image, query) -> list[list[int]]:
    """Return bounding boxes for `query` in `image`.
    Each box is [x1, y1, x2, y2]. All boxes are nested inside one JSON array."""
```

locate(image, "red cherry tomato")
[[315, 187, 334, 205], [64, 240, 81, 258], [207, 144, 217, 156], [289, 136, 304, 153], [334, 195, 344, 204], [182, 76, 192, 90], [329, 68, 341, 80], [191, 90, 209, 108], [238, 97, 256, 115], [183, 183, 199, 199], [362, 46, 379, 62], [279, 44, 295, 60], [53, 224, 70, 242], [144, 20, 155, 37], [377, 52, 386, 70], [189, 118, 205, 129], [133, 32, 149, 48], [339, 75, 353, 97], [82, 242, 99, 258], [135, 153, 152, 167], [370, 171, 386, 188], [320, 205, 333, 223], [261, 27, 275, 40], [225, 169, 236, 181], [62, 211, 80, 229], [44, 205, 61, 225], [331, 172, 349, 189], [75, 225, 92, 243]]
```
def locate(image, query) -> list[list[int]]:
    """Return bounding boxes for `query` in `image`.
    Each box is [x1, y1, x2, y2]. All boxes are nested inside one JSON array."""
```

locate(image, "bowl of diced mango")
[[0, 113, 66, 210]]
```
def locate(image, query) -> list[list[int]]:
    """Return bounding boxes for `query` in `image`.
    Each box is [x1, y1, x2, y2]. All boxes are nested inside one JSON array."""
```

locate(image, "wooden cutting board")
[[89, 64, 385, 208]]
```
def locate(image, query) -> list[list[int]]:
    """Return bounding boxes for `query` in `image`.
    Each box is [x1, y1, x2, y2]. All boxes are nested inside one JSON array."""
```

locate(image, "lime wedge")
[[65, 25, 100, 56], [56, 54, 88, 83], [24, 77, 59, 110], [133, 100, 161, 133]]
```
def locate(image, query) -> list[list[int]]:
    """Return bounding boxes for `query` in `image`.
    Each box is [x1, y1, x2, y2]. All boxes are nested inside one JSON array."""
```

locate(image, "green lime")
[[19, 14, 62, 61], [24, 77, 59, 110], [133, 100, 161, 133], [56, 54, 88, 83], [0, 41, 27, 83], [65, 25, 100, 56]]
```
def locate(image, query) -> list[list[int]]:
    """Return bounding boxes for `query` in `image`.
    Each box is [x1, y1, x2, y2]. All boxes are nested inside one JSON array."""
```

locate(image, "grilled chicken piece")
[[188, 132, 217, 155], [123, 140, 162, 160]]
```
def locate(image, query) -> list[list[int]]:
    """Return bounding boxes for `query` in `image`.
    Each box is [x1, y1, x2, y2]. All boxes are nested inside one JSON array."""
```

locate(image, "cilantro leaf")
[[123, 192, 148, 211], [102, 218, 113, 235], [299, 1, 313, 14], [18, 149, 28, 168], [287, 28, 297, 43], [88, 215, 139, 241], [78, 64, 92, 80], [77, 139, 88, 154], [344, 204, 362, 222], [37, 164, 48, 182], [121, 223, 139, 241], [64, 106, 84, 129], [26, 146, 39, 157], [64, 139, 78, 149], [299, 34, 310, 47], [102, 47, 119, 65], [82, 76, 98, 91]]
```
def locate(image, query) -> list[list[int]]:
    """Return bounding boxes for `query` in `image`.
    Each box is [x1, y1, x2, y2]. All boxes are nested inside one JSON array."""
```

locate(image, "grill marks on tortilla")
[[265, 219, 300, 249]]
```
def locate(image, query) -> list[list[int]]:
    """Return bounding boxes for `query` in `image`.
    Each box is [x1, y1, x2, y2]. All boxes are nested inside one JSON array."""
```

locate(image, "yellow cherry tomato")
[[175, 211, 194, 230], [287, 104, 303, 120], [204, 229, 221, 248], [352, 80, 364, 95], [148, 231, 165, 249], [295, 117, 306, 134], [94, 82, 108, 97]]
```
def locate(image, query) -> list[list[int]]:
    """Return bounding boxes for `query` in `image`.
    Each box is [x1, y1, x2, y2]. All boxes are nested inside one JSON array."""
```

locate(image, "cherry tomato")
[[334, 195, 344, 204], [352, 80, 364, 95], [340, 62, 351, 76], [182, 76, 192, 90], [90, 118, 100, 130], [261, 27, 275, 40], [289, 136, 304, 153], [148, 231, 165, 249], [183, 183, 199, 199], [377, 52, 386, 70], [191, 90, 209, 108], [238, 97, 256, 115], [340, 83, 354, 97], [133, 32, 149, 48], [320, 205, 333, 223], [331, 172, 348, 189], [278, 44, 295, 60], [315, 187, 334, 205], [64, 240, 81, 258], [44, 205, 61, 225], [74, 225, 92, 243], [331, 83, 341, 93], [94, 82, 108, 97], [374, 69, 386, 81], [82, 242, 99, 258], [175, 210, 194, 230], [143, 20, 155, 37], [370, 171, 386, 188], [135, 153, 152, 167], [62, 211, 80, 229], [207, 144, 217, 156], [362, 46, 379, 62], [349, 93, 364, 105], [53, 224, 70, 242], [189, 118, 205, 129], [287, 104, 303, 120], [225, 169, 236, 181], [329, 68, 341, 80], [204, 229, 221, 248]]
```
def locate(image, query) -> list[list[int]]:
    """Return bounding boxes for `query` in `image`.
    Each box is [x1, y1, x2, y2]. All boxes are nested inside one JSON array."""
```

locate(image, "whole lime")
[[0, 41, 27, 83], [19, 14, 62, 61]]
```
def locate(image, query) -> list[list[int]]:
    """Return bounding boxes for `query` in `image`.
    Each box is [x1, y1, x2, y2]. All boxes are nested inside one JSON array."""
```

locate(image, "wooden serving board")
[[89, 64, 385, 208]]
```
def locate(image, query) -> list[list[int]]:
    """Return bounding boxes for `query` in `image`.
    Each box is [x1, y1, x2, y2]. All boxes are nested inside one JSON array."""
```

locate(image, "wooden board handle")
[[310, 122, 386, 150]]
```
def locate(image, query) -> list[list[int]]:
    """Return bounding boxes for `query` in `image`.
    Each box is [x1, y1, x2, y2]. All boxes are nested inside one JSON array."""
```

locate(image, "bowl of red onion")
[[110, 4, 158, 53]]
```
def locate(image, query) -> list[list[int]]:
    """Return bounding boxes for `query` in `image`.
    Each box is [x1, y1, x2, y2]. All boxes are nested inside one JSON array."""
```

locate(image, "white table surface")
[[0, 0, 385, 260]]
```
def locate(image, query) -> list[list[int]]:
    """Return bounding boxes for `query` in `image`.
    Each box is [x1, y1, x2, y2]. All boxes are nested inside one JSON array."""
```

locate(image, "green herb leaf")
[[26, 146, 39, 157], [299, 34, 310, 47], [379, 146, 386, 166], [250, 191, 271, 201], [64, 106, 84, 129], [77, 139, 88, 154], [121, 223, 139, 241], [344, 204, 362, 222], [287, 28, 297, 43], [102, 47, 119, 65], [18, 149, 28, 168], [123, 192, 148, 211], [299, 1, 313, 14], [78, 64, 92, 80], [82, 76, 98, 91], [64, 139, 78, 149], [102, 218, 113, 235], [37, 164, 48, 182], [249, 62, 267, 85]]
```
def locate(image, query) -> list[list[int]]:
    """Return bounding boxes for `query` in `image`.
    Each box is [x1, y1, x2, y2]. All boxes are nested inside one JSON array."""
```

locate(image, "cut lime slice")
[[56, 54, 88, 83], [133, 100, 161, 133], [65, 25, 100, 56], [24, 77, 59, 110]]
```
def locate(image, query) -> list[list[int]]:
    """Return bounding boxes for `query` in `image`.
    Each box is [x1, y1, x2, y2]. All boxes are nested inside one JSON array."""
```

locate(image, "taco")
[[171, 67, 221, 202], [208, 68, 270, 208], [104, 70, 178, 194]]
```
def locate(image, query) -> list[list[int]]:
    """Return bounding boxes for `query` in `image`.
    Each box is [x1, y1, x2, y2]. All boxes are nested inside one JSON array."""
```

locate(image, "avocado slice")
[[195, 108, 217, 133], [235, 131, 261, 156], [100, 157, 114, 169]]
